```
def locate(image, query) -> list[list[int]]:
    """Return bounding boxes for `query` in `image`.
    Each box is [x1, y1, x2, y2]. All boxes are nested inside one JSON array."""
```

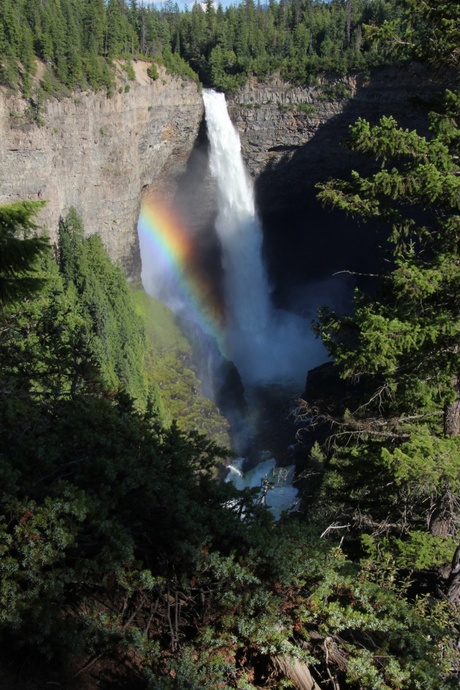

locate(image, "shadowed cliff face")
[[228, 65, 446, 309], [0, 63, 203, 279]]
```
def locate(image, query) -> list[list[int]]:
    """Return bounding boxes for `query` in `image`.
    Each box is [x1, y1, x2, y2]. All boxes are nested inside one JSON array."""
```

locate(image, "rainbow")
[[138, 196, 226, 346]]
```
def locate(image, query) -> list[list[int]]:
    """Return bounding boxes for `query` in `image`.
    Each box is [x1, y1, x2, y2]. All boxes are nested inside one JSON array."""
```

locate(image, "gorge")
[[0, 60, 446, 451], [0, 61, 442, 291], [2, 26, 460, 687]]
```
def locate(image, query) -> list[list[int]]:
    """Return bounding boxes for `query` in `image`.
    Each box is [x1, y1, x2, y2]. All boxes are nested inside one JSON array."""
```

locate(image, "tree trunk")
[[346, 0, 352, 46], [429, 491, 455, 536], [274, 656, 320, 690], [447, 543, 460, 605], [444, 399, 460, 437], [444, 378, 460, 437]]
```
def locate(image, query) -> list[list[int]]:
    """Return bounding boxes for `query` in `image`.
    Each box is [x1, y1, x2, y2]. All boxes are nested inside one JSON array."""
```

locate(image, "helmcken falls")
[[139, 90, 323, 393], [203, 89, 319, 388], [203, 89, 272, 384], [138, 90, 323, 513]]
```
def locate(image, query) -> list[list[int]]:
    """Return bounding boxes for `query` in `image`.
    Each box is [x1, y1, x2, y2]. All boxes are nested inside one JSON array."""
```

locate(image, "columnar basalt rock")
[[0, 63, 203, 278]]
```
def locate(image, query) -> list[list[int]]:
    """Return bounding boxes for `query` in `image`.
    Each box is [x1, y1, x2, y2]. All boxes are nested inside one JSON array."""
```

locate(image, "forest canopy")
[[0, 0, 403, 95]]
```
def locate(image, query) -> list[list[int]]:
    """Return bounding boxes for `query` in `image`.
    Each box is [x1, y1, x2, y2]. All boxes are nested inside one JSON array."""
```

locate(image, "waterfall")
[[138, 90, 323, 512], [203, 90, 271, 335], [203, 89, 319, 388], [138, 89, 324, 395]]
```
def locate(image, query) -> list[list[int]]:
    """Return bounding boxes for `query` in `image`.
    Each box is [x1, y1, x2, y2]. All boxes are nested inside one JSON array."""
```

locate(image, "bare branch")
[[320, 523, 351, 539], [294, 397, 443, 448], [332, 269, 381, 278]]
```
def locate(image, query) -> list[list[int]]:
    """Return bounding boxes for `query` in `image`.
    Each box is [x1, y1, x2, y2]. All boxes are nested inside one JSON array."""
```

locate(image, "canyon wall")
[[229, 64, 442, 189], [0, 63, 446, 287], [0, 63, 203, 278], [227, 64, 446, 303]]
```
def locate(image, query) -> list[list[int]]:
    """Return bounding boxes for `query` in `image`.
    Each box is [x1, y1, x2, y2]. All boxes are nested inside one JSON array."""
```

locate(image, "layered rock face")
[[0, 63, 446, 288], [0, 63, 203, 278], [229, 64, 441, 188], [227, 65, 446, 303]]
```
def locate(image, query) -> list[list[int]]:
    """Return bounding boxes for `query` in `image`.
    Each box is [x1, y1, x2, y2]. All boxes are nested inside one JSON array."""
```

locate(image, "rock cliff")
[[229, 64, 442, 187], [0, 62, 203, 278], [0, 63, 447, 287], [227, 65, 447, 304]]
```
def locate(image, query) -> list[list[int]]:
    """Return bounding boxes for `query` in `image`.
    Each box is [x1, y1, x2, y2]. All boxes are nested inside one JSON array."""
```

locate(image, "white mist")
[[203, 89, 322, 388]]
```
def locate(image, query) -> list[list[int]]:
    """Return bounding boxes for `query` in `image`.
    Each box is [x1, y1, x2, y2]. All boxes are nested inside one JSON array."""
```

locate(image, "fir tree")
[[0, 200, 48, 305], [310, 88, 460, 576]]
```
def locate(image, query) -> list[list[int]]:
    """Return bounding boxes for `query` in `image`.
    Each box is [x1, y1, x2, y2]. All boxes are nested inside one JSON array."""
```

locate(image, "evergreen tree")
[[0, 0, 405, 94], [310, 87, 460, 573], [0, 200, 48, 305], [58, 208, 149, 407]]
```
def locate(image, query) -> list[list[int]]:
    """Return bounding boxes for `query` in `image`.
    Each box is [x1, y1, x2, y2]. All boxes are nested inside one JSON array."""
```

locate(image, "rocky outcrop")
[[227, 65, 448, 301], [0, 62, 203, 278], [229, 65, 444, 188]]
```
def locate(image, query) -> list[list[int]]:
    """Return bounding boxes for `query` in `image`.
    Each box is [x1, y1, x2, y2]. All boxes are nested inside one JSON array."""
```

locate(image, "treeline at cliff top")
[[1, 0, 406, 96]]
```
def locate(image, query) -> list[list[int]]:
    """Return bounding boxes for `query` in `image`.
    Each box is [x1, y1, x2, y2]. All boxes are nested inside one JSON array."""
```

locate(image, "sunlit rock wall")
[[0, 63, 203, 278]]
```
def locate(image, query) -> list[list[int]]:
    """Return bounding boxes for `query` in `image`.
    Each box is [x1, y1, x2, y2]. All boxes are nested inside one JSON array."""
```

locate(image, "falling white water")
[[203, 89, 322, 387], [225, 457, 299, 519], [203, 89, 271, 334]]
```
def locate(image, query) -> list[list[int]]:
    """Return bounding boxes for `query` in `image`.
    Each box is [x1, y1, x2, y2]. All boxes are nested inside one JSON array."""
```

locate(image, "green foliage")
[[316, 94, 460, 409], [58, 208, 150, 408], [132, 287, 231, 448], [156, 525, 458, 690], [297, 102, 317, 115], [161, 45, 199, 83], [122, 58, 136, 80], [0, 201, 236, 681], [2, 2, 460, 685], [0, 200, 49, 305], [0, 0, 405, 96], [311, 84, 460, 615], [393, 531, 457, 570], [375, 0, 460, 69], [207, 45, 246, 94], [147, 61, 160, 80], [0, 199, 458, 690]]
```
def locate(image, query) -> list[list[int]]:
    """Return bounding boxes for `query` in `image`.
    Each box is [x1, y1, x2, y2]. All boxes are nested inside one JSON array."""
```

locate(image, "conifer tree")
[[311, 85, 460, 572], [0, 201, 48, 305]]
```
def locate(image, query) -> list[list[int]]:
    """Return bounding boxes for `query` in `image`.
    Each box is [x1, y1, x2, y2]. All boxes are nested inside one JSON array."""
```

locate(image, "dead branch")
[[353, 511, 403, 537], [273, 655, 320, 690], [74, 653, 105, 678], [332, 269, 381, 278], [352, 383, 394, 416], [166, 586, 179, 652], [447, 542, 460, 605], [294, 397, 443, 448], [324, 638, 341, 690], [320, 523, 351, 539]]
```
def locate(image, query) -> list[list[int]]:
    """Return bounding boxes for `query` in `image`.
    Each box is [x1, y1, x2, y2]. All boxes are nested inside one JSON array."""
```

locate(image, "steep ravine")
[[0, 63, 448, 466]]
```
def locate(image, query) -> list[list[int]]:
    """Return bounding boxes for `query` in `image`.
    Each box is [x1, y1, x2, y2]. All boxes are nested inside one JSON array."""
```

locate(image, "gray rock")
[[0, 63, 203, 279]]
